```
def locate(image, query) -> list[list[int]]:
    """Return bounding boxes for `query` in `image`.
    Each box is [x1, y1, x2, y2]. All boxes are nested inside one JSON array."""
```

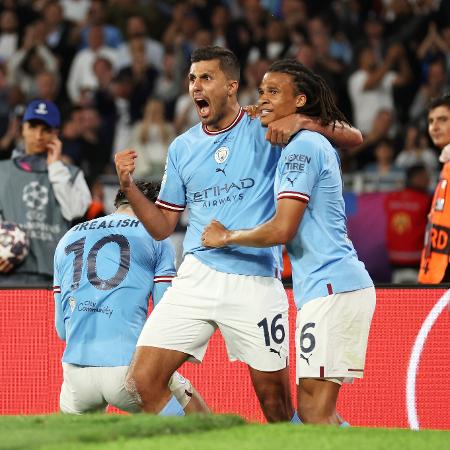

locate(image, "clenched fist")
[[114, 149, 137, 190], [202, 220, 230, 248]]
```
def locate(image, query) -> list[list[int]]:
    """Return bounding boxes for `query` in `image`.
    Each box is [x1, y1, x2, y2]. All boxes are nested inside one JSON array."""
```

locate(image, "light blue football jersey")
[[275, 130, 373, 308], [53, 213, 176, 366], [156, 108, 283, 277]]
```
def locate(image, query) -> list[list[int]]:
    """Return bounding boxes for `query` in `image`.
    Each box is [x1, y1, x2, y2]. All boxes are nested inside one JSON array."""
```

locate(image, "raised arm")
[[202, 198, 306, 248], [115, 150, 180, 240]]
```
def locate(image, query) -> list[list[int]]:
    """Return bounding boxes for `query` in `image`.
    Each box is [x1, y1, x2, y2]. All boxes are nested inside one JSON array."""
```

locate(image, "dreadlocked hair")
[[267, 59, 350, 127]]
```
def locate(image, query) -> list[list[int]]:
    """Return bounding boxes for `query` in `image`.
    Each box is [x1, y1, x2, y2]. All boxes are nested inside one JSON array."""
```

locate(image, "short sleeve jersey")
[[276, 130, 373, 308], [156, 109, 283, 277], [53, 213, 176, 366]]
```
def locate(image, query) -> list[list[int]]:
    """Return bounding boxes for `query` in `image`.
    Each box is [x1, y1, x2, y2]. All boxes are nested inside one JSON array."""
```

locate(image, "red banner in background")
[[1, 288, 449, 430]]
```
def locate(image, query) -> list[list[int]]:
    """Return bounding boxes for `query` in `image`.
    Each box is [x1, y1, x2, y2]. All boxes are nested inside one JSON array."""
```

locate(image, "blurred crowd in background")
[[1, 0, 450, 283]]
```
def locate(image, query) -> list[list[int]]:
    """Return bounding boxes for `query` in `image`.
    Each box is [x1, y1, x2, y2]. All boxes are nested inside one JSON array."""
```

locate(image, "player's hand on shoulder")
[[114, 149, 137, 190], [266, 113, 304, 146], [202, 220, 230, 248], [0, 257, 14, 273], [46, 137, 63, 165], [243, 104, 260, 119]]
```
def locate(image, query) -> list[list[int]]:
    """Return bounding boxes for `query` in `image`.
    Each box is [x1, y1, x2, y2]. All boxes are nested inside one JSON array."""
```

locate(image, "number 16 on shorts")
[[257, 313, 288, 360]]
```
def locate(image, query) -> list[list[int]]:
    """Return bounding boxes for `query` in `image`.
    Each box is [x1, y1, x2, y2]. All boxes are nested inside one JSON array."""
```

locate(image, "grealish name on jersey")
[[72, 218, 140, 232]]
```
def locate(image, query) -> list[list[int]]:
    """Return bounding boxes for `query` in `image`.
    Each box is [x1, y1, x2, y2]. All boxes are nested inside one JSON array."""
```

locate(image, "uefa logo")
[[35, 102, 48, 115]]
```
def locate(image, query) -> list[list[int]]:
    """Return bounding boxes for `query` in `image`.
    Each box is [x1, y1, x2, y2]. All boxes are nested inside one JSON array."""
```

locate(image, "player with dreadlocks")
[[202, 59, 376, 426]]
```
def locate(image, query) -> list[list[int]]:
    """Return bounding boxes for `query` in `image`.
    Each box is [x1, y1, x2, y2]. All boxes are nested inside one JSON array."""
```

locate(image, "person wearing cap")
[[0, 99, 91, 285]]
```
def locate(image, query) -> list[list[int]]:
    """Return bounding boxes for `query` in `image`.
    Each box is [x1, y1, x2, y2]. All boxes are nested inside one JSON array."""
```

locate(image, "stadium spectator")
[[61, 105, 105, 182], [7, 21, 58, 101], [110, 70, 133, 158], [238, 58, 270, 107], [409, 58, 450, 123], [348, 43, 412, 135], [91, 55, 116, 160], [307, 15, 352, 70], [78, 0, 123, 50], [173, 80, 200, 134], [128, 98, 175, 180], [415, 22, 449, 69], [363, 139, 403, 192], [226, 0, 268, 63], [385, 164, 431, 283], [357, 14, 388, 64], [163, 6, 201, 77], [34, 71, 63, 111], [116, 36, 159, 123], [247, 16, 292, 64], [202, 59, 374, 426], [116, 15, 164, 72], [210, 4, 232, 49], [346, 109, 395, 170], [0, 103, 23, 160], [54, 181, 209, 415], [419, 94, 450, 283], [60, 0, 91, 25], [153, 52, 183, 121], [0, 99, 91, 285], [395, 124, 438, 172], [279, 0, 309, 54], [66, 25, 117, 104], [115, 46, 361, 422], [41, 1, 77, 68], [0, 8, 19, 63]]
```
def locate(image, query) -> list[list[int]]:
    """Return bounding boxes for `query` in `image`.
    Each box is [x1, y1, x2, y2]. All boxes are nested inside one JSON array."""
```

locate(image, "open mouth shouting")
[[194, 97, 211, 120]]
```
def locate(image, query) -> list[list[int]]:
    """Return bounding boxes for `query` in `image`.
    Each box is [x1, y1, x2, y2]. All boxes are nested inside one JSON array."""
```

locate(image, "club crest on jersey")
[[69, 297, 76, 312], [214, 146, 229, 164]]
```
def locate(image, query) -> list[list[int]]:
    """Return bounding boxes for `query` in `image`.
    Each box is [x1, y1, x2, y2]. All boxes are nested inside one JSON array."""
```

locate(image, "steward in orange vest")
[[419, 161, 450, 283]]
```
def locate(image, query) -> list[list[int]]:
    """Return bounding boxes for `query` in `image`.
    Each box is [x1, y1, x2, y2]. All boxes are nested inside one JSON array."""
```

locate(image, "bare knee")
[[124, 367, 168, 412], [124, 373, 143, 406]]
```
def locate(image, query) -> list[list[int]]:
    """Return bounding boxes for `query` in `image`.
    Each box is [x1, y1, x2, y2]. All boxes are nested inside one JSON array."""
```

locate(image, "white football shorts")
[[295, 286, 376, 384], [59, 364, 193, 414], [137, 254, 289, 371]]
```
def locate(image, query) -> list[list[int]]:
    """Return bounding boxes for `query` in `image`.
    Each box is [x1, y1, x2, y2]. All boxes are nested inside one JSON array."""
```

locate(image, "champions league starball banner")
[[0, 288, 449, 429]]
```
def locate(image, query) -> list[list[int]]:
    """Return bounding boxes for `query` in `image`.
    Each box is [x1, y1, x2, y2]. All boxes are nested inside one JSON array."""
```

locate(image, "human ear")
[[228, 80, 239, 96], [296, 94, 307, 108]]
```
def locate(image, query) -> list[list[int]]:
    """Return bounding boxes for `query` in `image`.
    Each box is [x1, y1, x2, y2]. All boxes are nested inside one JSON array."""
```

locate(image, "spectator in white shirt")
[[66, 25, 117, 104], [348, 43, 411, 135]]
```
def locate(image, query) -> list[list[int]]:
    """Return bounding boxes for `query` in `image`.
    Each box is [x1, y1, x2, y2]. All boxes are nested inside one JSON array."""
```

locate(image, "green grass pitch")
[[2, 414, 449, 450]]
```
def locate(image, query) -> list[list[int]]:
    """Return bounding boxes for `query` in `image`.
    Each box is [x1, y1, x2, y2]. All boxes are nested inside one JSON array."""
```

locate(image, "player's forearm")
[[124, 183, 175, 240], [227, 221, 290, 248], [314, 121, 363, 149], [328, 122, 363, 148], [296, 116, 362, 149]]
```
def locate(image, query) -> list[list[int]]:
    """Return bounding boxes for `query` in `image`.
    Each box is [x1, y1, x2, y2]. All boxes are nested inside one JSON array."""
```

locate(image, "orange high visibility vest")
[[418, 162, 450, 283]]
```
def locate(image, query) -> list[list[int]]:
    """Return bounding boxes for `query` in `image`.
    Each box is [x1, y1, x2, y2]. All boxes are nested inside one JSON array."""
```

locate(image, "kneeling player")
[[202, 60, 375, 425], [54, 181, 209, 415]]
